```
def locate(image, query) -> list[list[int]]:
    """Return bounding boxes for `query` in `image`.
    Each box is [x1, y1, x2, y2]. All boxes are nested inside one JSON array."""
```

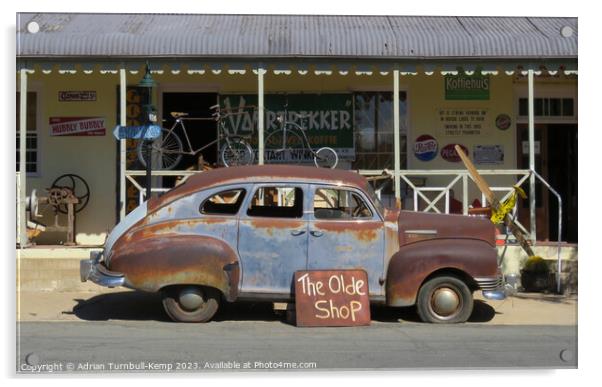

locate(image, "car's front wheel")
[[161, 285, 220, 323], [416, 275, 473, 323]]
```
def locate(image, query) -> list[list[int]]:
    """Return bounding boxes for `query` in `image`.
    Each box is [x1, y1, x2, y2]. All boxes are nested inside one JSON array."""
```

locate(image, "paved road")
[[17, 319, 577, 372]]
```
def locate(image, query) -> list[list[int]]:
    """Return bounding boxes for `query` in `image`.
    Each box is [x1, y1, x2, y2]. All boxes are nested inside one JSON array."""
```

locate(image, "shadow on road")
[[71, 291, 496, 324], [70, 291, 170, 322]]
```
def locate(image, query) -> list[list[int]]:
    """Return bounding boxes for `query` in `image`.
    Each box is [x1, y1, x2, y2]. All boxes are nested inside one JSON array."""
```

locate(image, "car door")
[[238, 184, 309, 297], [307, 185, 385, 297]]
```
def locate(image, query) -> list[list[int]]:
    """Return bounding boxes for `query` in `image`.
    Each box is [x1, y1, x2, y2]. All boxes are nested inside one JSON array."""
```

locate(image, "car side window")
[[200, 188, 246, 215], [247, 186, 303, 218], [314, 188, 372, 219]]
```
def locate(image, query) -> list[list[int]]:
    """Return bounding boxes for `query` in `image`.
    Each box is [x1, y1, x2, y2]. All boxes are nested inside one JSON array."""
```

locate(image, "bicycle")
[[137, 105, 255, 170], [264, 105, 339, 169]]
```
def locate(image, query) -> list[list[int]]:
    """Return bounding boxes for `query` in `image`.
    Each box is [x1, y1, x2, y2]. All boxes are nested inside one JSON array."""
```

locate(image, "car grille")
[[475, 276, 504, 291]]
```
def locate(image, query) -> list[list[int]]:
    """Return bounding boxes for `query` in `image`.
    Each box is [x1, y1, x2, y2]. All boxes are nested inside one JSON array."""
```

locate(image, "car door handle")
[[310, 230, 323, 237], [291, 229, 306, 236]]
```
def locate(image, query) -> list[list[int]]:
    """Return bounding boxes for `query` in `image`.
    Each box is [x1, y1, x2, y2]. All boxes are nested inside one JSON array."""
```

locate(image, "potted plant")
[[520, 256, 550, 292]]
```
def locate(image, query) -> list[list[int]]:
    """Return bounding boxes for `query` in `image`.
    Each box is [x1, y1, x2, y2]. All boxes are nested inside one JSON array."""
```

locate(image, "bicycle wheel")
[[264, 130, 304, 164], [314, 147, 339, 169], [220, 137, 255, 167], [137, 128, 184, 170]]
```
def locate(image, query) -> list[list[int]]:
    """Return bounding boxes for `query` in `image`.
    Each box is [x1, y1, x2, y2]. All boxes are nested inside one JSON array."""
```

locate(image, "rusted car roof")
[[148, 165, 370, 212]]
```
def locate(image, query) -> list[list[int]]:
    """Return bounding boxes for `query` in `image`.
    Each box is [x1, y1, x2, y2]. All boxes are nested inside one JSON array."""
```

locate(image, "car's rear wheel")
[[161, 285, 220, 323], [416, 275, 473, 323]]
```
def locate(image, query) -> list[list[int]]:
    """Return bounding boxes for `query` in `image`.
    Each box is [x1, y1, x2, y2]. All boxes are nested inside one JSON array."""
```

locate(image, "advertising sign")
[[438, 108, 488, 136], [441, 143, 469, 163], [473, 145, 504, 165], [49, 117, 106, 136], [445, 73, 490, 100], [58, 91, 97, 102], [414, 134, 438, 161], [220, 94, 354, 162], [495, 114, 512, 130], [294, 270, 370, 327]]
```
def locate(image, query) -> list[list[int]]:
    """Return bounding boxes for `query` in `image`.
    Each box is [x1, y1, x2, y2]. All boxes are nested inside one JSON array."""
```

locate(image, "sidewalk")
[[16, 289, 577, 325]]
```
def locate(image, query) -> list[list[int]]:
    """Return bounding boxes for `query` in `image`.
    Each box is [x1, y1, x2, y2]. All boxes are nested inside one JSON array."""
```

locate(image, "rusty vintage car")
[[81, 165, 506, 323]]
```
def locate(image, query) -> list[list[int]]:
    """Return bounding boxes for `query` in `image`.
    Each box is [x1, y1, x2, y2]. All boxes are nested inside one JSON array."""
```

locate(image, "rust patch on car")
[[313, 221, 380, 242], [110, 234, 240, 301], [386, 239, 499, 306], [249, 218, 304, 230]]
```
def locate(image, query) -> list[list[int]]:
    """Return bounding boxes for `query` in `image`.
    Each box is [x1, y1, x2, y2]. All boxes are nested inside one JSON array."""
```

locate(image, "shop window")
[[247, 186, 303, 218], [518, 97, 575, 117], [200, 188, 246, 215], [16, 92, 38, 175], [313, 188, 372, 219], [352, 92, 407, 170]]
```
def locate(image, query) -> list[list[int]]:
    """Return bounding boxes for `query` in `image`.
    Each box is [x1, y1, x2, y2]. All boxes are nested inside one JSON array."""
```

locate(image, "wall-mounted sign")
[[474, 145, 504, 165], [441, 143, 469, 163], [58, 91, 97, 102], [294, 270, 370, 327], [445, 73, 490, 100], [220, 94, 354, 161], [49, 117, 106, 136], [438, 108, 488, 136], [495, 114, 512, 130], [414, 134, 438, 161]]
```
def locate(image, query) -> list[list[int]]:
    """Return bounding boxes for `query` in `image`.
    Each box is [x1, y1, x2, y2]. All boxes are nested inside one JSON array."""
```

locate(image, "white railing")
[[359, 168, 532, 234]]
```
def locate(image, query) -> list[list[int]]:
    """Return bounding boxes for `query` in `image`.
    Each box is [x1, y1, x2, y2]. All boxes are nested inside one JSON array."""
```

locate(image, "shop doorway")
[[160, 92, 218, 185], [517, 124, 578, 243]]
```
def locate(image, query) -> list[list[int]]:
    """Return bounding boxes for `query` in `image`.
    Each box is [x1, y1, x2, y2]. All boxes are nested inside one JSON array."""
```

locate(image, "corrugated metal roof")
[[16, 13, 577, 59]]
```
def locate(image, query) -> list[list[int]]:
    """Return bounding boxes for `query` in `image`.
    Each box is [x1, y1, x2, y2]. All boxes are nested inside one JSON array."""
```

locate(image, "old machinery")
[[26, 174, 90, 245]]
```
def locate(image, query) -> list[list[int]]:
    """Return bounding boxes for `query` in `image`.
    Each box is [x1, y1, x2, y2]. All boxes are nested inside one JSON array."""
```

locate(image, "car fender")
[[386, 238, 498, 307], [109, 234, 240, 302]]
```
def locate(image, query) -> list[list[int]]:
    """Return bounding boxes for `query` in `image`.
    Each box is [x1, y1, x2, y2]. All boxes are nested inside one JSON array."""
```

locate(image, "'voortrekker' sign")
[[219, 94, 355, 162], [294, 270, 370, 327]]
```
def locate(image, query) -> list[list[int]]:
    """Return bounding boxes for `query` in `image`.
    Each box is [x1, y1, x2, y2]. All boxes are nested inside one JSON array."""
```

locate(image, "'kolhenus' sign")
[[219, 94, 354, 161], [445, 73, 490, 100]]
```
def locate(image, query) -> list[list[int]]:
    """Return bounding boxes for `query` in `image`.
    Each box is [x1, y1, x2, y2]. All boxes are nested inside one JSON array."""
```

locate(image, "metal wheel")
[[137, 127, 184, 170], [264, 130, 304, 164], [416, 275, 473, 323], [161, 285, 220, 323], [220, 137, 254, 167], [50, 174, 90, 214], [314, 147, 339, 169]]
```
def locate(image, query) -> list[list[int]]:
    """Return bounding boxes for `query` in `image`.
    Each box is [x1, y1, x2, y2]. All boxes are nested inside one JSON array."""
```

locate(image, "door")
[[162, 92, 218, 167], [307, 185, 385, 297], [547, 124, 578, 243], [517, 124, 578, 242], [238, 184, 309, 296], [517, 124, 549, 240]]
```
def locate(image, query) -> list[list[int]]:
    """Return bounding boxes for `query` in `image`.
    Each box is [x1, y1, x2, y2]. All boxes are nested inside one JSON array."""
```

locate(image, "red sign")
[[50, 117, 106, 136], [294, 270, 371, 327], [441, 143, 469, 163]]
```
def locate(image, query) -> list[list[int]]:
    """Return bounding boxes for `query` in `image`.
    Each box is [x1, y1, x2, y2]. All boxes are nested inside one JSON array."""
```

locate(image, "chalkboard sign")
[[294, 270, 371, 327]]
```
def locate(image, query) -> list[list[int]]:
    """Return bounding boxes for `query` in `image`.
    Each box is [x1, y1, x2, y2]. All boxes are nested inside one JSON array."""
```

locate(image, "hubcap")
[[430, 287, 461, 317], [178, 287, 205, 311]]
